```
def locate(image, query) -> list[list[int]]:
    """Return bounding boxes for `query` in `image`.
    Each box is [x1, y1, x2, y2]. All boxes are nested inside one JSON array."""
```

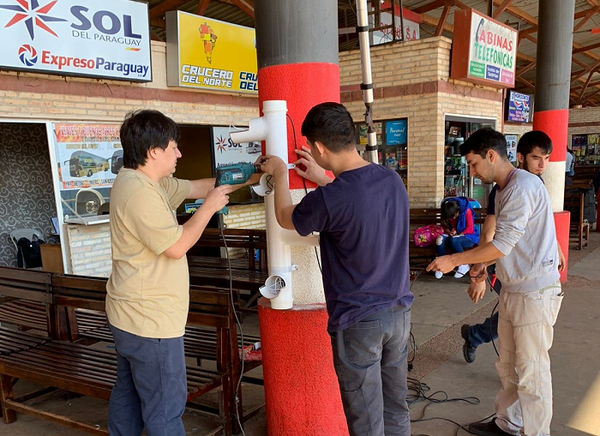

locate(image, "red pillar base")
[[258, 298, 349, 436], [554, 211, 570, 282]]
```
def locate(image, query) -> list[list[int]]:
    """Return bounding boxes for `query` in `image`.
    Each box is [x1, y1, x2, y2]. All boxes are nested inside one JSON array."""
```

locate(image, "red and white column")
[[533, 0, 575, 282], [253, 0, 348, 434]]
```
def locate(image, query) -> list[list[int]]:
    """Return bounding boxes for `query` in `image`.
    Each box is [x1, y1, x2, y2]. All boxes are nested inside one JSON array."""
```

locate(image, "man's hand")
[[427, 255, 456, 274], [468, 262, 488, 284], [558, 246, 566, 272], [293, 146, 332, 186], [467, 281, 487, 303], [201, 185, 235, 214], [260, 155, 287, 178]]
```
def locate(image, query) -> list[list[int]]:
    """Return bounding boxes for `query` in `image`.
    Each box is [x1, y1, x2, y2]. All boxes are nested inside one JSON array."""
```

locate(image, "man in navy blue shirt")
[[261, 102, 413, 436]]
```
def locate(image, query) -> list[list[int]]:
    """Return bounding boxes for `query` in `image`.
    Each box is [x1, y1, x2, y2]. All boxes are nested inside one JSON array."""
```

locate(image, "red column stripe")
[[258, 63, 340, 190], [532, 109, 569, 162]]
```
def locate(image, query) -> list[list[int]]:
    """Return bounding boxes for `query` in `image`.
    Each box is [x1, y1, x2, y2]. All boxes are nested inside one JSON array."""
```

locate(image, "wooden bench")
[[185, 227, 269, 308], [409, 207, 487, 268], [0, 272, 258, 435], [564, 192, 590, 250]]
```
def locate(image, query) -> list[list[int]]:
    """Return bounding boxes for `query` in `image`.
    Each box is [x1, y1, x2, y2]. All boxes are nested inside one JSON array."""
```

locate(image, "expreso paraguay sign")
[[0, 0, 151, 82], [451, 9, 517, 88]]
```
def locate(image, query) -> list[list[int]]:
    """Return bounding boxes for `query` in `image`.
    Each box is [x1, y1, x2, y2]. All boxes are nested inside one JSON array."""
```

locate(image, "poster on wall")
[[507, 91, 531, 123], [49, 123, 121, 221], [0, 0, 151, 81], [212, 127, 260, 169], [385, 119, 408, 146], [166, 11, 257, 94]]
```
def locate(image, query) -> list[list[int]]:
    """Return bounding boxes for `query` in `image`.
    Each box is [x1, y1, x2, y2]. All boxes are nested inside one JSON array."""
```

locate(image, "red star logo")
[[216, 136, 228, 153], [0, 0, 67, 39]]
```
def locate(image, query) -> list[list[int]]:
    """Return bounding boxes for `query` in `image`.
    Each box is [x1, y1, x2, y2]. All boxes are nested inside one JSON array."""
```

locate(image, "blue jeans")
[[436, 235, 475, 256], [330, 305, 412, 436], [108, 324, 187, 436]]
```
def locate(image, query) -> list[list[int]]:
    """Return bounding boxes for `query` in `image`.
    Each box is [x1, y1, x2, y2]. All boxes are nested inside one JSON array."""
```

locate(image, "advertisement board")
[[507, 91, 531, 123], [166, 11, 257, 94], [0, 0, 151, 81], [50, 123, 121, 219], [213, 127, 261, 169], [451, 9, 518, 88]]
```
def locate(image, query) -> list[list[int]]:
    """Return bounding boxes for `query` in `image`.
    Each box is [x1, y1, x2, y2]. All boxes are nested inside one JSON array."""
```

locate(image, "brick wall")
[[223, 203, 266, 259], [340, 37, 503, 207], [0, 42, 259, 126], [66, 223, 112, 277], [568, 106, 600, 146], [504, 122, 532, 138]]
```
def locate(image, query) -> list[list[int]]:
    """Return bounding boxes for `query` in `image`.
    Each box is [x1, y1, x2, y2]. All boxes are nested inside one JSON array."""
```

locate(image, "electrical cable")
[[286, 113, 322, 274], [405, 268, 498, 436], [219, 224, 246, 436]]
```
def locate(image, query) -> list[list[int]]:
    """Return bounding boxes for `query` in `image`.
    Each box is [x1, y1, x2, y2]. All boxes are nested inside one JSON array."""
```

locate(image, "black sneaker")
[[468, 419, 514, 436], [461, 324, 477, 363]]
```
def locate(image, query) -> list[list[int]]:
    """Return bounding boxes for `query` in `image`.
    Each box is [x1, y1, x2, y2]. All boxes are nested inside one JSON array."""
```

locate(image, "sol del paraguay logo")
[[0, 0, 67, 40], [18, 43, 37, 65]]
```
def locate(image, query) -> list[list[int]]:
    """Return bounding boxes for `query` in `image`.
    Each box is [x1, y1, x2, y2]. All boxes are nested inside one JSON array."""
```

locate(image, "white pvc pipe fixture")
[[230, 100, 317, 310]]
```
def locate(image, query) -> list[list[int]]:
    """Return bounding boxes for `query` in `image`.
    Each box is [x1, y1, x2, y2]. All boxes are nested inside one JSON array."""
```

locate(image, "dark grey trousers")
[[330, 305, 411, 436]]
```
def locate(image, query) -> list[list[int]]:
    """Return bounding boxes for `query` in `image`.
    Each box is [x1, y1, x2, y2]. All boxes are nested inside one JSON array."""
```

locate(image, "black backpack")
[[16, 235, 45, 268]]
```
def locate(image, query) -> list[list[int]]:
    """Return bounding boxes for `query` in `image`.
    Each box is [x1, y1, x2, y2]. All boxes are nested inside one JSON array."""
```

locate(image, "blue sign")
[[507, 91, 531, 123], [385, 119, 407, 146]]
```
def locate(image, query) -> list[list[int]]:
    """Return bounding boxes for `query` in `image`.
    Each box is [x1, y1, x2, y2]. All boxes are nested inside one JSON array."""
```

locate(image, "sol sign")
[[451, 9, 518, 88], [0, 0, 151, 82]]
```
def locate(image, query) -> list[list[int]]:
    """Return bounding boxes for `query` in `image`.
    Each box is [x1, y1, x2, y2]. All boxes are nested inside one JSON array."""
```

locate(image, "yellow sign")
[[167, 11, 257, 94]]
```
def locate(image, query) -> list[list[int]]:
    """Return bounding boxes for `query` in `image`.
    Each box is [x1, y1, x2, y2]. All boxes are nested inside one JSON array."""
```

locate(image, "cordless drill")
[[215, 162, 261, 214]]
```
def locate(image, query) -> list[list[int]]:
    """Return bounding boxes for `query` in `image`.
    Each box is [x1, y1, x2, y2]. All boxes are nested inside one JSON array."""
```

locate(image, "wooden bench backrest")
[[0, 267, 52, 303], [409, 208, 487, 226]]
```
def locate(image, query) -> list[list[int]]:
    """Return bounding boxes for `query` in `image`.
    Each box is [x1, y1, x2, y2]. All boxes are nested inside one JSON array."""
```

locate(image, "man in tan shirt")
[[106, 110, 251, 436]]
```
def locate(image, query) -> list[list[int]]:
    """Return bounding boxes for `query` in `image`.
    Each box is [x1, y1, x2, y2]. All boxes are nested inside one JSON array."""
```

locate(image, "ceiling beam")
[[150, 17, 166, 29], [196, 0, 211, 16], [579, 70, 596, 102], [574, 40, 600, 54], [574, 7, 600, 32], [230, 0, 254, 19], [435, 3, 453, 36], [413, 0, 448, 14], [149, 0, 189, 19], [516, 60, 535, 78], [571, 58, 600, 82], [493, 0, 514, 19], [421, 13, 454, 34]]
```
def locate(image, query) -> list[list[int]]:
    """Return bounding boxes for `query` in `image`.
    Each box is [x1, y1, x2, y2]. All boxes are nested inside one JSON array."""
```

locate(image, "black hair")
[[301, 102, 356, 153], [441, 200, 460, 229], [120, 110, 180, 169], [459, 127, 508, 160], [516, 130, 553, 157]]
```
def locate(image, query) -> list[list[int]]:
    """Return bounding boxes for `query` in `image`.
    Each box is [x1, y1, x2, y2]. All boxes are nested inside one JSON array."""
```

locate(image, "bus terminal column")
[[533, 0, 575, 282], [253, 0, 348, 434]]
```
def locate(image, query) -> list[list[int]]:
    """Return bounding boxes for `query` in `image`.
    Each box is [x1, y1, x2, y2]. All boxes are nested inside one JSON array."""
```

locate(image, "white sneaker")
[[454, 264, 470, 278], [435, 271, 443, 279]]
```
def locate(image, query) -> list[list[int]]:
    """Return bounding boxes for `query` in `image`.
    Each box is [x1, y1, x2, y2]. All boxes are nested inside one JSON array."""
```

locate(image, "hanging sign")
[[451, 9, 518, 88], [0, 0, 151, 81], [166, 11, 258, 94], [371, 3, 422, 44]]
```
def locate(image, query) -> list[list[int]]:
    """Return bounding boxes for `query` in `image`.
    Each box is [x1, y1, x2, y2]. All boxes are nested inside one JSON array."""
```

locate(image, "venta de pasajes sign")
[[0, 0, 151, 82], [451, 8, 518, 88]]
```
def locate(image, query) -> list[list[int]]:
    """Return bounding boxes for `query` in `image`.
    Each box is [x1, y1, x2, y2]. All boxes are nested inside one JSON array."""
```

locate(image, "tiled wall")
[[0, 123, 56, 267]]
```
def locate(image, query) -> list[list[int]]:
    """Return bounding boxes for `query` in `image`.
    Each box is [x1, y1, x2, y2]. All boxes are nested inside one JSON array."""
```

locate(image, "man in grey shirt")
[[428, 127, 563, 436]]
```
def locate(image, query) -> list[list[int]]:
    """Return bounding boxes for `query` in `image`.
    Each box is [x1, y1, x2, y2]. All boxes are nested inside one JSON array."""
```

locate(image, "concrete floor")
[[4, 233, 600, 436]]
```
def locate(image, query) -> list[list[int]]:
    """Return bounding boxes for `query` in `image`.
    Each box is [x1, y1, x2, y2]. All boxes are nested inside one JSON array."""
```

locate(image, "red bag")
[[413, 224, 444, 247]]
